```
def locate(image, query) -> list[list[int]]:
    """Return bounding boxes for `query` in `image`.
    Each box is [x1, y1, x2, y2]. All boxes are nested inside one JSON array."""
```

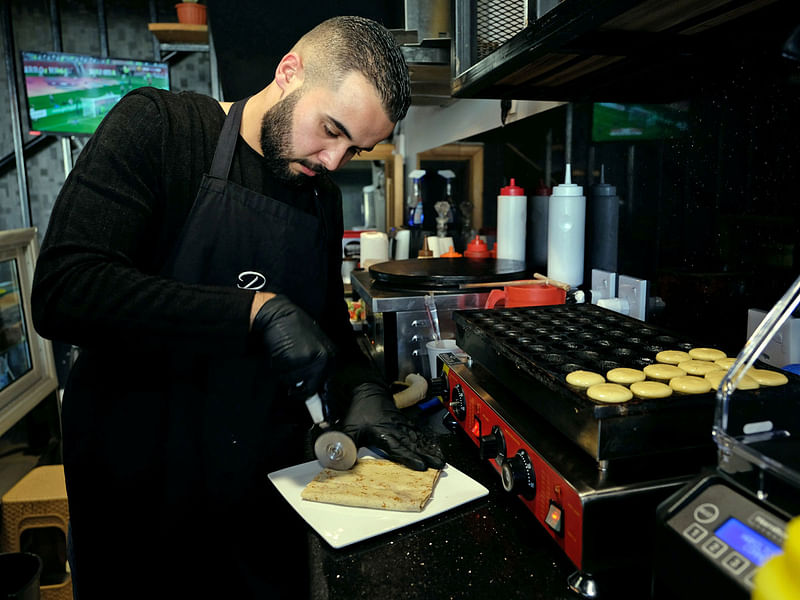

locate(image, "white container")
[[359, 231, 389, 269], [496, 178, 527, 263], [426, 339, 459, 379], [394, 229, 410, 260], [547, 164, 585, 287]]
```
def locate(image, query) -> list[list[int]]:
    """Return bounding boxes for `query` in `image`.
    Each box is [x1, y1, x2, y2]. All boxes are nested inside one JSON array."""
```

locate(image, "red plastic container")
[[464, 236, 490, 259]]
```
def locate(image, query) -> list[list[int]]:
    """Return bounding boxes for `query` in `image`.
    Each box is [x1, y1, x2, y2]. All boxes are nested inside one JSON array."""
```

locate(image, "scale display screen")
[[715, 517, 783, 566]]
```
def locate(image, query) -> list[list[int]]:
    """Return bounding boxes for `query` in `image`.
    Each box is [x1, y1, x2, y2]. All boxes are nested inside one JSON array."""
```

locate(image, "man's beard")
[[259, 89, 327, 185]]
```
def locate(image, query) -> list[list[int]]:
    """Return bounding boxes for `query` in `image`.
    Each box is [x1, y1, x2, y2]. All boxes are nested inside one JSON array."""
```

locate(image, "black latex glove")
[[341, 382, 445, 471], [251, 294, 335, 398]]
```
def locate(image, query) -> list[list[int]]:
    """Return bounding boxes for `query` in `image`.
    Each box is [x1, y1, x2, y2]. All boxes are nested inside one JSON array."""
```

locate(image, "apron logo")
[[237, 271, 267, 290]]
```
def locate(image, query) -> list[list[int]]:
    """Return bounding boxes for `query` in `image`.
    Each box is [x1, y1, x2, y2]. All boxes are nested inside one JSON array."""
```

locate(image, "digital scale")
[[653, 274, 800, 599]]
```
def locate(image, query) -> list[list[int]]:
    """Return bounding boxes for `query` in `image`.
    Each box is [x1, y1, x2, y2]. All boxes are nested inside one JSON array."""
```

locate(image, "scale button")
[[683, 523, 708, 544], [694, 502, 720, 524], [744, 570, 757, 588], [723, 552, 750, 575], [701, 536, 728, 559]]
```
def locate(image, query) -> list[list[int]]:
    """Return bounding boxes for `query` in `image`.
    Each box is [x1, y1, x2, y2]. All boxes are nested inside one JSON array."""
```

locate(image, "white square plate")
[[268, 449, 489, 549]]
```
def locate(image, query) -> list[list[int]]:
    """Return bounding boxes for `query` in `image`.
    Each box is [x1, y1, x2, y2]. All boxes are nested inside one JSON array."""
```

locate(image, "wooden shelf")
[[148, 23, 208, 45]]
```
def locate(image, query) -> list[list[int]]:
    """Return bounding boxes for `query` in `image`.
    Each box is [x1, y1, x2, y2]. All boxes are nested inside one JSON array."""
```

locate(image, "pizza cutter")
[[305, 393, 358, 471]]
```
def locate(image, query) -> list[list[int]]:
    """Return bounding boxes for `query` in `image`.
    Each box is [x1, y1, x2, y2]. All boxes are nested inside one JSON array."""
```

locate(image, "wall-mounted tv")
[[20, 50, 170, 136], [591, 102, 690, 142]]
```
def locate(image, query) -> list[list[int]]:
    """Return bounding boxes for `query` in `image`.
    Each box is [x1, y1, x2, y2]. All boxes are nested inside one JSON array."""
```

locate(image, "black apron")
[[63, 99, 328, 599]]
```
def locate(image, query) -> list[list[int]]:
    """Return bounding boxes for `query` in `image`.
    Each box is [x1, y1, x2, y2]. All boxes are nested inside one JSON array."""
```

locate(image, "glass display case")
[[0, 228, 57, 438]]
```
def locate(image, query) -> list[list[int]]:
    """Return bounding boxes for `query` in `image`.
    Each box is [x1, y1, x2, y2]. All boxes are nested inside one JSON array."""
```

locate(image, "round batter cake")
[[655, 350, 691, 365], [606, 367, 646, 385], [630, 381, 673, 399], [677, 360, 725, 376], [643, 363, 687, 381], [705, 370, 760, 391], [565, 370, 605, 389], [715, 357, 736, 370], [748, 368, 788, 387], [669, 375, 712, 395], [586, 383, 633, 403], [688, 347, 727, 362]]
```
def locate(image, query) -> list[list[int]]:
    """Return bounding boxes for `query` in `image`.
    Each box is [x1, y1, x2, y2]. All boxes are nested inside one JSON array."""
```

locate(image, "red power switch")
[[471, 418, 481, 438], [545, 502, 564, 536]]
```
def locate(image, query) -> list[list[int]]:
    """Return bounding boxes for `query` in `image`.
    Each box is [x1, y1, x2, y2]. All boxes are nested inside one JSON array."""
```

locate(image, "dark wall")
[[468, 39, 800, 351], [208, 0, 405, 100]]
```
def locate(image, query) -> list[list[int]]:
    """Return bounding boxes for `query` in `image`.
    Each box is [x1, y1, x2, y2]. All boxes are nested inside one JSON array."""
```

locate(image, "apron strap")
[[209, 98, 248, 180]]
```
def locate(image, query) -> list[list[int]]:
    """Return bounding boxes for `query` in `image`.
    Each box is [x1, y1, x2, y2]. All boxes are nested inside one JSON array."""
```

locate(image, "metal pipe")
[[208, 26, 221, 100], [545, 128, 552, 187], [61, 138, 73, 177], [96, 0, 108, 57], [49, 0, 74, 181], [148, 0, 160, 61], [50, 0, 63, 51], [565, 103, 573, 166], [2, 2, 32, 228], [626, 144, 635, 221]]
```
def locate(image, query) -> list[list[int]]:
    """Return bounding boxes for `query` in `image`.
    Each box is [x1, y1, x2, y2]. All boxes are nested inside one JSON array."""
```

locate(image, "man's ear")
[[274, 52, 304, 94]]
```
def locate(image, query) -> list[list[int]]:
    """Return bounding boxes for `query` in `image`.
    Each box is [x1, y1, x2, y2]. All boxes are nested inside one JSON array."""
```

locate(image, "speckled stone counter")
[[303, 409, 647, 600]]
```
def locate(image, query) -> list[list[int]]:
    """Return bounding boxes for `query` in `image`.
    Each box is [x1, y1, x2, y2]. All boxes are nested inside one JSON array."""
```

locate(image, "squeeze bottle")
[[526, 179, 550, 271], [588, 165, 619, 272], [547, 164, 585, 287], [407, 170, 425, 227], [496, 178, 527, 263]]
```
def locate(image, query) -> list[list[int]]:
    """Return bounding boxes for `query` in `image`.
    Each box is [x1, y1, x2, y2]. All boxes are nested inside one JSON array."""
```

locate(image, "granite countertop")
[[305, 410, 581, 600]]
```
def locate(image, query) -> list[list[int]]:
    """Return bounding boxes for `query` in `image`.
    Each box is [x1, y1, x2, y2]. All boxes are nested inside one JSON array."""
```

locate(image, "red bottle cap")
[[535, 179, 550, 196], [464, 236, 490, 259], [441, 246, 463, 258], [500, 178, 525, 196]]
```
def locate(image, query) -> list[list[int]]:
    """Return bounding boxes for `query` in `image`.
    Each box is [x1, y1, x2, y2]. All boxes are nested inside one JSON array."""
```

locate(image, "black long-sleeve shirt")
[[32, 87, 372, 392]]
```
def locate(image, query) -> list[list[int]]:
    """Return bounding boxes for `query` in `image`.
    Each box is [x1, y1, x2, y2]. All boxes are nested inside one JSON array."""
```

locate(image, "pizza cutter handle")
[[305, 393, 325, 425]]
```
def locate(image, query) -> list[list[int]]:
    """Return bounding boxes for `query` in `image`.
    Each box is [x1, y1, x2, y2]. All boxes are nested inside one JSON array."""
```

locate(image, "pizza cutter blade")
[[313, 427, 358, 471], [306, 393, 358, 470]]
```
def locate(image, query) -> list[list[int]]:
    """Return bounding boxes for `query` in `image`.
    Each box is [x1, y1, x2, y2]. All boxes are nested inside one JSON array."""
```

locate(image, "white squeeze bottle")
[[547, 164, 585, 287], [496, 178, 527, 263]]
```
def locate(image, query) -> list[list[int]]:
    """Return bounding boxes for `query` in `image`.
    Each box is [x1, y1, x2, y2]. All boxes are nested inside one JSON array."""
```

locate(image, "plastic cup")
[[426, 339, 459, 378]]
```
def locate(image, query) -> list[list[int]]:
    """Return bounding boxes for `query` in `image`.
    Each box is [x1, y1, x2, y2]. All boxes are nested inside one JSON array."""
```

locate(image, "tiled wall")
[[0, 0, 212, 243]]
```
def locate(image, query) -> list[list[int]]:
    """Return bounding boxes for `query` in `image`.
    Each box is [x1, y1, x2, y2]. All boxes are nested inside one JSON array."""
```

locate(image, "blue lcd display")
[[715, 518, 783, 566]]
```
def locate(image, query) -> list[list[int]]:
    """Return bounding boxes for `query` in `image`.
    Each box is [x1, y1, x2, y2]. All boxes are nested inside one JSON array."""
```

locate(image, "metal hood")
[[392, 0, 454, 107]]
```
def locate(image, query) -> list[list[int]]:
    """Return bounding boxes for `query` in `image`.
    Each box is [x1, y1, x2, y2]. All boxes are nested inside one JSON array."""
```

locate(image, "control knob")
[[427, 376, 449, 404], [450, 384, 466, 421], [479, 425, 506, 462], [501, 449, 536, 499]]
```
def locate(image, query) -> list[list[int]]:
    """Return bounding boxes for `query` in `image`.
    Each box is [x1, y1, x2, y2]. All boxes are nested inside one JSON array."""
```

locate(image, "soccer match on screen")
[[21, 50, 169, 136]]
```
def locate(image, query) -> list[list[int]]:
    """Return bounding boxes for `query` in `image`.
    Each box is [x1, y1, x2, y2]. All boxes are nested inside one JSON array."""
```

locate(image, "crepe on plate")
[[301, 458, 442, 512]]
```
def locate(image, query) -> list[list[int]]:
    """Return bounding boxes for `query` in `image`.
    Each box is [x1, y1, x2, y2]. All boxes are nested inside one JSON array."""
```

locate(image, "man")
[[32, 16, 443, 599]]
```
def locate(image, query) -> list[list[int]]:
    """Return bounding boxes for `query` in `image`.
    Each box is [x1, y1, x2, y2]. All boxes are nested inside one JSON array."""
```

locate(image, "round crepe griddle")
[[369, 258, 528, 291]]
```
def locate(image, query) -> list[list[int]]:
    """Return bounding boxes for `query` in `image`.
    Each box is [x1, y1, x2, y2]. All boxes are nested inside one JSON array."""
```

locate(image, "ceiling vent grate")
[[476, 0, 528, 62]]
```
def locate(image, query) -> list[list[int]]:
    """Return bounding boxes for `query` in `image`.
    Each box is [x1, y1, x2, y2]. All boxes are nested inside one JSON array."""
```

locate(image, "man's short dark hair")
[[294, 16, 411, 123]]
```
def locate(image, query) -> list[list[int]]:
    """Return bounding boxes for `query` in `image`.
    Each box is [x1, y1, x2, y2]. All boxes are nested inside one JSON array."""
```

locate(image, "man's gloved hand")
[[251, 294, 335, 398], [341, 382, 445, 471]]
